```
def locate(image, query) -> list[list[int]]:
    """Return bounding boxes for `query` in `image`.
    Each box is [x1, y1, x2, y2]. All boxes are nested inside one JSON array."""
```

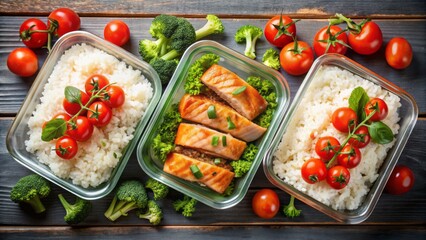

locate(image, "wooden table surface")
[[1, 1, 425, 239]]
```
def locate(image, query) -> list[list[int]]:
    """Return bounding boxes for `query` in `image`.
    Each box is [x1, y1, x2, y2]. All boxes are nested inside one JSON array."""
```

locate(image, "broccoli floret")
[[150, 14, 180, 39], [104, 180, 148, 221], [10, 174, 51, 213], [283, 195, 301, 218], [235, 25, 263, 59], [222, 180, 235, 197], [161, 17, 196, 61], [184, 53, 220, 95], [241, 143, 259, 162], [137, 200, 163, 225], [139, 38, 168, 63], [173, 195, 197, 217], [230, 160, 252, 178], [152, 135, 174, 162], [149, 57, 179, 84], [58, 194, 92, 224], [262, 48, 281, 70], [145, 178, 169, 200], [195, 15, 225, 40]]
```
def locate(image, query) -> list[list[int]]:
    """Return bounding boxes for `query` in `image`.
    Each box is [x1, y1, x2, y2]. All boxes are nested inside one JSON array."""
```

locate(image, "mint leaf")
[[348, 87, 370, 121], [368, 121, 394, 144], [41, 118, 67, 141], [64, 86, 82, 103]]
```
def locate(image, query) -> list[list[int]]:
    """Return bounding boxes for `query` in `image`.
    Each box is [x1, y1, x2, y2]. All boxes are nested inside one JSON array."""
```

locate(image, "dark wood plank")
[[1, 118, 425, 226], [0, 0, 425, 18], [1, 16, 425, 115]]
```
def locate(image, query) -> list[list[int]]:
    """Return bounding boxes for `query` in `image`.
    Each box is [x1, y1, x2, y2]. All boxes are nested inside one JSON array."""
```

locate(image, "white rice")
[[272, 66, 401, 210], [25, 44, 153, 188]]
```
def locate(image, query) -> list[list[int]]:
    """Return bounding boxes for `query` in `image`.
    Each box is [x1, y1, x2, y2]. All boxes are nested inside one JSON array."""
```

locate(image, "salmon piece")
[[179, 94, 267, 142], [175, 123, 246, 160], [163, 153, 235, 194], [201, 64, 268, 120]]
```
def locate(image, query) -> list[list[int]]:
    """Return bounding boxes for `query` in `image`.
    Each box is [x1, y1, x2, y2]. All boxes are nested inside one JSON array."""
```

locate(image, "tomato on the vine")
[[315, 136, 341, 162], [348, 21, 383, 55], [279, 40, 314, 76], [337, 144, 362, 169], [19, 18, 48, 49], [7, 48, 38, 77], [301, 158, 327, 184], [55, 136, 78, 159], [264, 15, 297, 48], [252, 189, 280, 219], [66, 116, 94, 142], [326, 166, 350, 190], [85, 74, 110, 96], [63, 90, 90, 116], [104, 20, 130, 47], [385, 165, 415, 195], [102, 85, 125, 108], [313, 25, 349, 56], [364, 97, 388, 122], [385, 37, 413, 70], [331, 107, 358, 133], [87, 101, 113, 127], [348, 126, 371, 148], [48, 8, 81, 37]]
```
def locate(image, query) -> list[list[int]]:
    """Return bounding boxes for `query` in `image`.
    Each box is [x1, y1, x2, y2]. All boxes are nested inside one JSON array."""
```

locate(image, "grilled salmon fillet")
[[179, 94, 267, 142], [163, 153, 235, 194], [175, 123, 246, 160], [200, 64, 268, 120]]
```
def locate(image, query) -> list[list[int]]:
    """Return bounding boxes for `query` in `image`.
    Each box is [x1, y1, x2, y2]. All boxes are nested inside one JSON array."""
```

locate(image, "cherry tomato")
[[348, 126, 371, 148], [66, 116, 94, 142], [337, 144, 362, 169], [385, 37, 413, 70], [48, 8, 81, 37], [87, 101, 113, 127], [364, 98, 388, 122], [313, 25, 348, 56], [102, 85, 125, 108], [385, 165, 415, 195], [315, 136, 341, 162], [104, 20, 130, 47], [326, 166, 350, 190], [252, 189, 280, 219], [55, 136, 78, 159], [279, 40, 314, 76], [301, 158, 327, 184], [348, 21, 383, 55], [331, 107, 358, 133], [7, 48, 38, 77], [85, 74, 110, 96], [264, 15, 297, 48], [19, 18, 48, 49], [63, 90, 90, 116]]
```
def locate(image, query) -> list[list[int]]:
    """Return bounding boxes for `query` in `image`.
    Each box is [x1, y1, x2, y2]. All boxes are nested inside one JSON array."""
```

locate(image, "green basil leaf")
[[368, 121, 394, 144], [41, 118, 67, 141], [348, 87, 370, 121], [64, 86, 82, 103]]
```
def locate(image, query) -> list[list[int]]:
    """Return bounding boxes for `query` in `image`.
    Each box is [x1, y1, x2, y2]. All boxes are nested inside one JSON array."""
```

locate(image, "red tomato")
[[313, 25, 349, 56], [364, 98, 388, 122], [252, 189, 280, 219], [48, 8, 81, 37], [337, 144, 362, 169], [104, 20, 130, 46], [385, 165, 415, 195], [102, 85, 125, 108], [348, 126, 371, 148], [264, 15, 297, 48], [279, 40, 314, 76], [301, 158, 327, 184], [87, 101, 113, 127], [85, 74, 110, 96], [315, 136, 341, 162], [7, 48, 38, 77], [66, 116, 94, 142], [348, 21, 383, 55], [63, 90, 90, 116], [19, 18, 48, 49], [55, 136, 78, 159], [331, 107, 358, 133], [326, 166, 350, 190], [385, 37, 413, 70]]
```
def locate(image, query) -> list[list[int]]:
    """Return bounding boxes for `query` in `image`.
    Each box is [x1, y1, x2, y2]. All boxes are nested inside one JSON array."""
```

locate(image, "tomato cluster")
[[301, 97, 390, 190], [43, 74, 125, 160]]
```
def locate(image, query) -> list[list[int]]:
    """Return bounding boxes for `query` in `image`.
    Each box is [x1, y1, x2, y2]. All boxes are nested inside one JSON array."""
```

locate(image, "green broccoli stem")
[[107, 201, 138, 221], [58, 194, 71, 214], [26, 195, 46, 214], [195, 25, 214, 41], [104, 195, 117, 218], [244, 33, 254, 57], [161, 49, 181, 61]]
